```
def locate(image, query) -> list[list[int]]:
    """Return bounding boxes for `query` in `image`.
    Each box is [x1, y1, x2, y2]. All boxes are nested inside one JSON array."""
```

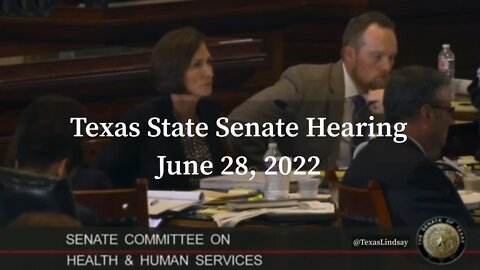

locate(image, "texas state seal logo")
[[416, 217, 466, 264]]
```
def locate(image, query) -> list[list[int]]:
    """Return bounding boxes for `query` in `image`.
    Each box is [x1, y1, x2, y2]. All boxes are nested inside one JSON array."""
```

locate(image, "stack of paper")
[[288, 193, 331, 200], [458, 190, 480, 210], [226, 200, 299, 211], [200, 172, 319, 191], [148, 190, 204, 215], [212, 201, 335, 227], [200, 174, 266, 190], [201, 189, 257, 203]]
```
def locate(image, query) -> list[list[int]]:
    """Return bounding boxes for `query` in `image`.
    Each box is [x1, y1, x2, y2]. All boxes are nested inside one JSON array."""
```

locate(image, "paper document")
[[212, 201, 335, 227], [200, 172, 318, 191], [227, 200, 299, 211], [458, 190, 480, 210], [288, 193, 331, 200], [148, 190, 204, 215], [200, 174, 266, 190], [201, 189, 258, 203], [148, 190, 204, 201]]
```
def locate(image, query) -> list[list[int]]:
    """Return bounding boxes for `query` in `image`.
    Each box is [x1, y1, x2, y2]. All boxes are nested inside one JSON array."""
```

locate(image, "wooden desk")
[[160, 193, 338, 228]]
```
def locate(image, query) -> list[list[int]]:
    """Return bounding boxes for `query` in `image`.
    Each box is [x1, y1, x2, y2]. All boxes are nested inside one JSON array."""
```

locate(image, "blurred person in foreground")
[[1, 95, 98, 226], [4, 96, 111, 190]]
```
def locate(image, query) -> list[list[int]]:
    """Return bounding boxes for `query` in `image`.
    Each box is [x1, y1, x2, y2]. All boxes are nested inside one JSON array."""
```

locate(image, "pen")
[[150, 199, 159, 206]]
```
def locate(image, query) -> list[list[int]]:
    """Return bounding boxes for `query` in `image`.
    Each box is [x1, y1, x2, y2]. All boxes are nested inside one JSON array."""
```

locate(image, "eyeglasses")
[[430, 104, 455, 114]]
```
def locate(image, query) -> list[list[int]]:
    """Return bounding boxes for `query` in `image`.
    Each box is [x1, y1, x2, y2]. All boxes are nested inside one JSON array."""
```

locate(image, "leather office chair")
[[74, 178, 149, 227], [326, 171, 392, 228]]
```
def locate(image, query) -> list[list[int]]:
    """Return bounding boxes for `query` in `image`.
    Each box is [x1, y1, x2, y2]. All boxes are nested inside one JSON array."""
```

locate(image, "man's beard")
[[368, 75, 389, 90], [351, 67, 389, 91]]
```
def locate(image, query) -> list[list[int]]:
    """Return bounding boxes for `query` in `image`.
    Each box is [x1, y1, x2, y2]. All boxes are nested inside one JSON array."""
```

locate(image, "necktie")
[[350, 95, 371, 153]]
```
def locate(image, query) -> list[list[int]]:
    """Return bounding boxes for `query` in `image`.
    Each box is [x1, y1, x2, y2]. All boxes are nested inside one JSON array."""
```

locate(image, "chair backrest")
[[74, 178, 149, 227], [327, 172, 392, 228]]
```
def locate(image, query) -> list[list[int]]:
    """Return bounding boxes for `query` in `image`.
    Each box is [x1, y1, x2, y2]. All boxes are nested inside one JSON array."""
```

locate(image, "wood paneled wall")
[[1, 0, 480, 159]]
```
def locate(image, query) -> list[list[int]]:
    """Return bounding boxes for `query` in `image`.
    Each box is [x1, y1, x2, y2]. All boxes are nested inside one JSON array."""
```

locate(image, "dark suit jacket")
[[98, 95, 224, 190], [343, 137, 475, 227], [70, 165, 112, 191]]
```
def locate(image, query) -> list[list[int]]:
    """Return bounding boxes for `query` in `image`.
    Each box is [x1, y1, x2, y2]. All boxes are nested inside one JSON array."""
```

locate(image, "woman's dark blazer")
[[97, 95, 224, 190]]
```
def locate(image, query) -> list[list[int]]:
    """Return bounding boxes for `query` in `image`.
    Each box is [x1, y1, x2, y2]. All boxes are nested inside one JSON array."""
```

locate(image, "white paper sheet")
[[147, 190, 204, 215], [459, 190, 480, 210], [212, 201, 334, 227], [148, 190, 204, 201]]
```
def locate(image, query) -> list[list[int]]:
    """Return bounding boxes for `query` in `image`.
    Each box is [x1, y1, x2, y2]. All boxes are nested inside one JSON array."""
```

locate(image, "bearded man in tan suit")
[[228, 11, 398, 169]]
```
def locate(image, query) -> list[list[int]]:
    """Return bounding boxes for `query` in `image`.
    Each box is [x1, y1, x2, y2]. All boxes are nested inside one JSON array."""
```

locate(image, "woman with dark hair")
[[98, 27, 224, 190]]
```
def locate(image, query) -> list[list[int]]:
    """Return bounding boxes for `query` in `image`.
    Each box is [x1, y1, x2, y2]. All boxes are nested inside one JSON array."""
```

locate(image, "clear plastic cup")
[[298, 178, 320, 198]]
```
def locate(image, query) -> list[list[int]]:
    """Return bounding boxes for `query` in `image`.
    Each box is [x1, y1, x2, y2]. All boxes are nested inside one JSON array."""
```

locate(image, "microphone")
[[274, 99, 291, 113], [274, 99, 298, 123]]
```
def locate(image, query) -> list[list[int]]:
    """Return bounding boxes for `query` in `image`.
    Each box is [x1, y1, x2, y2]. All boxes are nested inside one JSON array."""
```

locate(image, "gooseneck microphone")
[[273, 99, 290, 113]]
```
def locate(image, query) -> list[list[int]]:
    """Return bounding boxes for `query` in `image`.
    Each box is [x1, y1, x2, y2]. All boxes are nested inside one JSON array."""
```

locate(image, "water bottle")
[[263, 142, 288, 200], [438, 44, 455, 97]]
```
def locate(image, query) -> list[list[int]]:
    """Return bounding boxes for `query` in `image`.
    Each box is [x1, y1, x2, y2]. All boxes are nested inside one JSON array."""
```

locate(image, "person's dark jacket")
[[98, 95, 224, 190], [0, 167, 95, 227], [70, 165, 112, 191], [343, 137, 475, 227]]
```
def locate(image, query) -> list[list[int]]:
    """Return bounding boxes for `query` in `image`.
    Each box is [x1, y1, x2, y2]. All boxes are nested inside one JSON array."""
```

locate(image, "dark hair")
[[342, 11, 395, 52], [150, 27, 207, 94], [14, 95, 86, 174], [384, 66, 450, 123]]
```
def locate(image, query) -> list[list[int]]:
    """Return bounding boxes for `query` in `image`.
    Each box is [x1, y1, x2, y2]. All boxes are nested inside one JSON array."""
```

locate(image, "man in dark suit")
[[343, 66, 475, 227]]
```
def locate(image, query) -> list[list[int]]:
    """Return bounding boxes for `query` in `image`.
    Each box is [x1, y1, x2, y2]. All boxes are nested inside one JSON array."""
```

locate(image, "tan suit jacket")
[[228, 60, 345, 169]]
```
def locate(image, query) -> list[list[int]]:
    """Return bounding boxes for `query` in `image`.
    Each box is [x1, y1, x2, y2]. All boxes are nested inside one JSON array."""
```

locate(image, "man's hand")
[[367, 89, 384, 114]]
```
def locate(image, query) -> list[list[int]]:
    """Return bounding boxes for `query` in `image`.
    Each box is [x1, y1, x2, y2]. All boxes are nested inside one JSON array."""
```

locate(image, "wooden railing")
[[0, 37, 266, 162]]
